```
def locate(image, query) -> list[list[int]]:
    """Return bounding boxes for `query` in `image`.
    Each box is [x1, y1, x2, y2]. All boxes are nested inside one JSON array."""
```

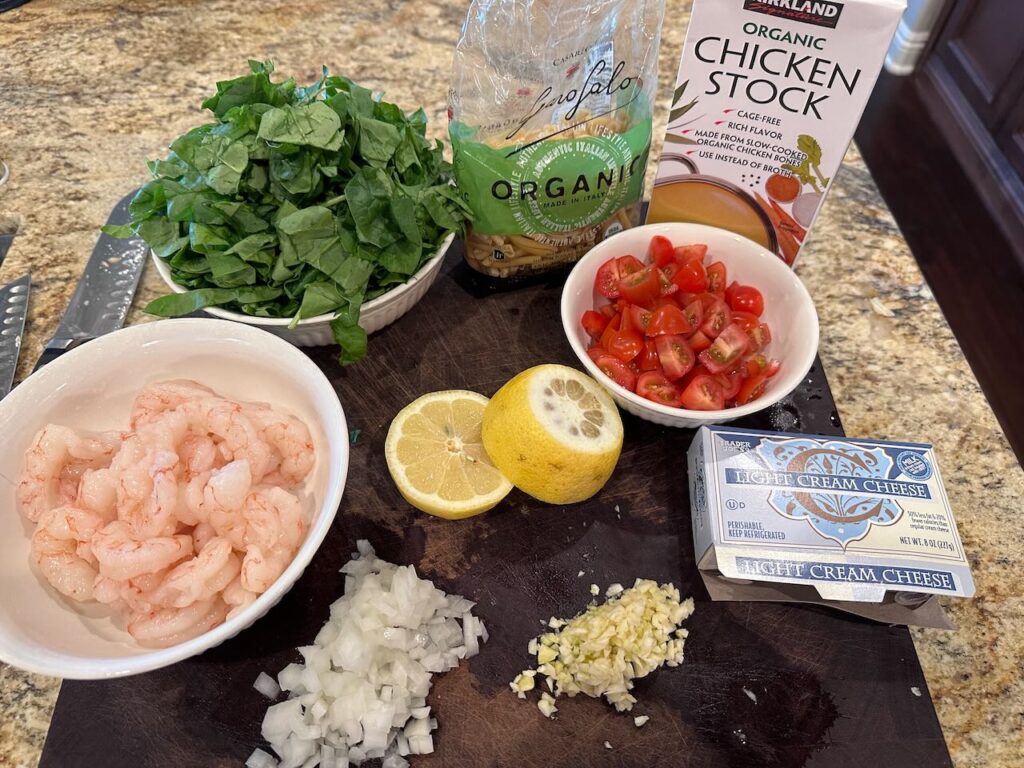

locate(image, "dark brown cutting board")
[[39, 241, 952, 768]]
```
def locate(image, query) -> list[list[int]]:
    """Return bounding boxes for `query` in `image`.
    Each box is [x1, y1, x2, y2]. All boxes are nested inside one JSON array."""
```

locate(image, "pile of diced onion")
[[248, 540, 487, 768], [511, 579, 694, 716]]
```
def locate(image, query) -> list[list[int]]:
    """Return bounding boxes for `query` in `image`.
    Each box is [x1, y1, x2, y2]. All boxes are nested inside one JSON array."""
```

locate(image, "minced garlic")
[[514, 579, 694, 713]]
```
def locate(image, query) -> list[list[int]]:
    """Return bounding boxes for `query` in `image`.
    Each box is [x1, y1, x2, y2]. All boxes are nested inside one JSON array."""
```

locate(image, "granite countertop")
[[1, 1, 1022, 766]]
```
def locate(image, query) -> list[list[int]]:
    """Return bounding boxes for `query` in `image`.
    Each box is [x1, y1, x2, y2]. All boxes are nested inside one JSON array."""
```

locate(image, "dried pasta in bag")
[[449, 0, 667, 278]]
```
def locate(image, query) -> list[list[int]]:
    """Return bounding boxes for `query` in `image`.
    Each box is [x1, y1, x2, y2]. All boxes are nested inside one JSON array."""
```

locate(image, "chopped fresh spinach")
[[105, 60, 469, 364]]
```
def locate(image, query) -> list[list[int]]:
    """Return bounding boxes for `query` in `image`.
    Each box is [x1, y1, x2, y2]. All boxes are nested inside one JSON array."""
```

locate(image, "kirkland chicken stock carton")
[[688, 426, 975, 629], [648, 0, 904, 264]]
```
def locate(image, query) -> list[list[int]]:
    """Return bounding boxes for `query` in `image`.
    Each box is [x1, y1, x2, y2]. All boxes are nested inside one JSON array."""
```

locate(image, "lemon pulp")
[[385, 390, 512, 519]]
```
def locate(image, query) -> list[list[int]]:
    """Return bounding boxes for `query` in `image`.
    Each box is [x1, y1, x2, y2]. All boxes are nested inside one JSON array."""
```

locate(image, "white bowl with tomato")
[[560, 223, 819, 428]]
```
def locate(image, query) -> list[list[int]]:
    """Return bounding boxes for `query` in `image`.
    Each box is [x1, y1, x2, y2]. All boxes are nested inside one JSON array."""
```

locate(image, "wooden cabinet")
[[920, 0, 1024, 256]]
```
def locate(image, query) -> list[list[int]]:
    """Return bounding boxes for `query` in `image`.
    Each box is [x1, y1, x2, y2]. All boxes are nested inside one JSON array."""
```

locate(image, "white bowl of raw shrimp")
[[0, 318, 348, 679]]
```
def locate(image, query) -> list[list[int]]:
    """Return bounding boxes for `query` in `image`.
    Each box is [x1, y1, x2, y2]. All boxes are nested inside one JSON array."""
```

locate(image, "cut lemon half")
[[482, 364, 623, 505], [385, 390, 513, 519]]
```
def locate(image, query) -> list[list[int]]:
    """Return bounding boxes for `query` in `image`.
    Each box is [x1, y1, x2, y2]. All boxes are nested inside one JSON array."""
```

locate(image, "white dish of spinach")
[[105, 61, 469, 364]]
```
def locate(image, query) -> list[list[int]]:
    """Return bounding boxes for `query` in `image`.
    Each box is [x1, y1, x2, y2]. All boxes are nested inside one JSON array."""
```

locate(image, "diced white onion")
[[246, 748, 278, 768], [254, 672, 281, 700], [252, 540, 487, 768]]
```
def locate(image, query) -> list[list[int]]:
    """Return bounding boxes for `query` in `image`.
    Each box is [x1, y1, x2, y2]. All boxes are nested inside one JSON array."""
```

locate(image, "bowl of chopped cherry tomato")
[[560, 223, 819, 428]]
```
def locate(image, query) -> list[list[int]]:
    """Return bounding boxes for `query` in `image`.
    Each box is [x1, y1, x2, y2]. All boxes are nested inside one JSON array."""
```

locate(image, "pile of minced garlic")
[[510, 579, 695, 717]]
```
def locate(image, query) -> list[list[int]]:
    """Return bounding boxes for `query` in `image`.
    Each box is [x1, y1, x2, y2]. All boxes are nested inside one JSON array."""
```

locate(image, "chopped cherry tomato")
[[607, 329, 644, 363], [700, 297, 732, 338], [728, 284, 765, 316], [687, 329, 712, 352], [655, 334, 695, 380], [583, 237, 777, 412], [671, 259, 708, 293], [636, 372, 681, 406], [647, 303, 693, 336], [596, 354, 637, 392], [595, 258, 621, 299], [599, 312, 620, 350], [699, 323, 751, 374], [736, 372, 769, 405], [656, 267, 678, 296], [730, 310, 759, 333], [618, 267, 661, 307], [716, 370, 743, 400], [627, 304, 653, 334], [617, 255, 645, 276], [681, 299, 703, 333], [697, 292, 719, 310], [680, 374, 725, 411], [742, 353, 768, 377], [648, 236, 676, 268], [581, 310, 609, 338], [673, 244, 708, 264], [748, 322, 772, 351], [637, 339, 661, 372], [725, 280, 740, 307], [706, 261, 727, 294], [677, 363, 711, 392]]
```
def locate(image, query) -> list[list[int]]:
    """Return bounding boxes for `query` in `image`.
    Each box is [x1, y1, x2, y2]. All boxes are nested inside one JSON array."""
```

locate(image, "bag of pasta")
[[449, 0, 667, 278]]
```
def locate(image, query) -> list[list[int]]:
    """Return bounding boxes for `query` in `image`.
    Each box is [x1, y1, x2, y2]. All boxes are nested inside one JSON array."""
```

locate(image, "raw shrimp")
[[223, 576, 258, 620], [182, 398, 276, 482], [18, 379, 317, 645], [243, 486, 307, 554], [237, 486, 307, 594], [17, 425, 121, 522], [75, 468, 119, 521], [191, 522, 217, 552], [240, 545, 291, 594], [30, 507, 106, 601], [147, 537, 241, 609], [203, 460, 253, 549], [245, 406, 315, 487], [92, 521, 192, 581], [130, 379, 215, 428], [127, 598, 230, 648], [178, 434, 219, 479]]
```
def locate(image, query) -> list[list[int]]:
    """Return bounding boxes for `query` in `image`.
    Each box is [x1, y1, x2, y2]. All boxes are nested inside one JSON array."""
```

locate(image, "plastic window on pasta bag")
[[449, 0, 667, 278]]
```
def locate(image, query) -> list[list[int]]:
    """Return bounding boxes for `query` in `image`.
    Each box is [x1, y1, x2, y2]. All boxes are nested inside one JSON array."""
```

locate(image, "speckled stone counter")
[[1, 1, 1021, 766]]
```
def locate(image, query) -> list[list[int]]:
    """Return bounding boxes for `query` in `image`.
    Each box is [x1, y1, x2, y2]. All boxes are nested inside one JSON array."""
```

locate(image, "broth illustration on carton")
[[688, 426, 975, 628], [648, 0, 905, 264]]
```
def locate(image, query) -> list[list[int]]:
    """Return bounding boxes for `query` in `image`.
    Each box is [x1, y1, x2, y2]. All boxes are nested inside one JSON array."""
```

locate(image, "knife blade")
[[0, 272, 30, 398], [34, 191, 148, 371]]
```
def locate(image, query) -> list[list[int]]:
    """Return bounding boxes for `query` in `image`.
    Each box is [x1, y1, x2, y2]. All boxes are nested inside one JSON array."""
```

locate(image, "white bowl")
[[0, 319, 348, 678], [561, 222, 819, 428], [151, 233, 455, 347]]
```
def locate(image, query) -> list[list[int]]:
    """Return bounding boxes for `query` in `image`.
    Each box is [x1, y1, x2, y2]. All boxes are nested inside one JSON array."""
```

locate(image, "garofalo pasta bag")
[[449, 0, 667, 278]]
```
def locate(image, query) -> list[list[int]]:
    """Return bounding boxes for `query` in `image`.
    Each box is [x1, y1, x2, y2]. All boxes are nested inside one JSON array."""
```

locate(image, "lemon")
[[385, 390, 513, 519], [482, 364, 623, 504]]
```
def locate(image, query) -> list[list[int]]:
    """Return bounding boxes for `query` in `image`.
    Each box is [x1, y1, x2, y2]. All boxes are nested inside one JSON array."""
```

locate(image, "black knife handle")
[[33, 346, 69, 373], [33, 339, 90, 373]]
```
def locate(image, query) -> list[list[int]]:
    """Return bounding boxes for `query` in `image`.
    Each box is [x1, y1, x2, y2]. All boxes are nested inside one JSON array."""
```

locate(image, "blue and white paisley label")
[[755, 438, 904, 548]]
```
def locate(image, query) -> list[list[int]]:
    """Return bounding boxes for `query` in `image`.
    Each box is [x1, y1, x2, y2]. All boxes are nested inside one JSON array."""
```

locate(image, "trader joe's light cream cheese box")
[[688, 426, 974, 628], [647, 0, 904, 265]]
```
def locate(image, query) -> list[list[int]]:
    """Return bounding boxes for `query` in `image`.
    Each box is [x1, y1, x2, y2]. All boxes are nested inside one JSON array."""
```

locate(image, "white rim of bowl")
[[560, 224, 820, 421], [0, 318, 348, 679], [150, 232, 455, 326]]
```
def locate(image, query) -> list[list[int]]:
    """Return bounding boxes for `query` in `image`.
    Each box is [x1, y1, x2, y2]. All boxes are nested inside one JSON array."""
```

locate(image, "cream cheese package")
[[648, 0, 904, 265], [688, 426, 974, 628]]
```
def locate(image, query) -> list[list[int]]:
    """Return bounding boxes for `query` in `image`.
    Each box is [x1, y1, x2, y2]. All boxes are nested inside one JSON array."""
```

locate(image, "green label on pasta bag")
[[450, 118, 652, 236]]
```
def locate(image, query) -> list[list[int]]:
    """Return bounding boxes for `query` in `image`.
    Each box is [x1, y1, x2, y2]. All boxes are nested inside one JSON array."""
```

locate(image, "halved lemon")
[[385, 390, 513, 519], [482, 364, 623, 504]]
